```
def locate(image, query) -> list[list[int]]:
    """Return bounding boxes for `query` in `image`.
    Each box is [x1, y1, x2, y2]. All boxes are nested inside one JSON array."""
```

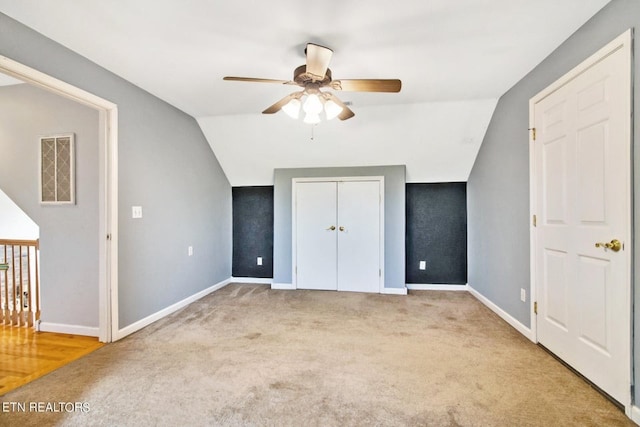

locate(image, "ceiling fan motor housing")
[[294, 65, 332, 87]]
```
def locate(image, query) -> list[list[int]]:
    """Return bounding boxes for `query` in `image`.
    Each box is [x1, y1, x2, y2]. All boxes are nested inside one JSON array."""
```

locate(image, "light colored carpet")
[[0, 284, 634, 426]]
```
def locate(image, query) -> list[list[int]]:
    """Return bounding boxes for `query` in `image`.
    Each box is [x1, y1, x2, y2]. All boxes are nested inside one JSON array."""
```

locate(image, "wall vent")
[[40, 134, 75, 204]]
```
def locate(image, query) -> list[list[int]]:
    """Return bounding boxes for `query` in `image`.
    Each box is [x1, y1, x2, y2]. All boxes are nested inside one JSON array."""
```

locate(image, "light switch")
[[419, 261, 426, 270], [132, 206, 143, 219], [188, 246, 193, 256], [257, 257, 263, 266]]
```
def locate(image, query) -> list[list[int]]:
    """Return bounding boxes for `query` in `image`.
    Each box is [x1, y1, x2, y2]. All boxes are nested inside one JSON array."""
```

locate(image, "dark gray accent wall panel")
[[406, 183, 467, 284], [233, 187, 274, 278]]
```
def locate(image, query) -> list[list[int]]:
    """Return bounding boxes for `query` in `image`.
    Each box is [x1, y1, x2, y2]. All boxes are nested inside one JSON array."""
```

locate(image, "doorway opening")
[[0, 55, 118, 343]]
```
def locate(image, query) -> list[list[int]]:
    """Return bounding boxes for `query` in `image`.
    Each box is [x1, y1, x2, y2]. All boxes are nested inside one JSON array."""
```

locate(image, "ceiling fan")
[[223, 43, 402, 123]]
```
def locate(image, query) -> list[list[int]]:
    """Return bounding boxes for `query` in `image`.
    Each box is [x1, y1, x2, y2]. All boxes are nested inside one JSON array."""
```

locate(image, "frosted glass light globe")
[[282, 98, 301, 119], [303, 94, 323, 115], [324, 100, 343, 120]]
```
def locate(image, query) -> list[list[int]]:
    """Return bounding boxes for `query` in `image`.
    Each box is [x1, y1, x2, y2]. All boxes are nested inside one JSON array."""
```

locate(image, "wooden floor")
[[0, 325, 104, 395]]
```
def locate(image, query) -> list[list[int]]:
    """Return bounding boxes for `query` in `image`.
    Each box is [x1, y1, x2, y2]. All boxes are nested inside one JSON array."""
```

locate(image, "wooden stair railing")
[[0, 239, 40, 328]]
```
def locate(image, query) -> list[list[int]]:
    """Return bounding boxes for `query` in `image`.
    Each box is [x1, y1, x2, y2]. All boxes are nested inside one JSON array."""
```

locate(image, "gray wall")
[[0, 13, 232, 329], [467, 0, 640, 401], [274, 165, 406, 288], [0, 83, 99, 327]]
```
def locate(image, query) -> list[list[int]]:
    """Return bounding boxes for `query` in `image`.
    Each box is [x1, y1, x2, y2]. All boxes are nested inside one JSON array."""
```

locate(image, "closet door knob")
[[339, 226, 345, 232], [326, 226, 336, 231]]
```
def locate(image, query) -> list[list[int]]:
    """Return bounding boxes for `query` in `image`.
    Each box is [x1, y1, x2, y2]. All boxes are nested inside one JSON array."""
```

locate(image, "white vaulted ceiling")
[[0, 74, 23, 87], [0, 1, 611, 184]]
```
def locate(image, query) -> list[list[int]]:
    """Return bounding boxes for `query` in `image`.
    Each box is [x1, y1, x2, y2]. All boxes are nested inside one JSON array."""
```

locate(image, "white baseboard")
[[467, 284, 535, 342], [231, 277, 272, 284], [39, 322, 99, 337], [407, 284, 469, 291], [381, 287, 408, 295], [113, 277, 232, 341], [629, 405, 640, 423], [271, 284, 408, 294], [271, 283, 296, 290]]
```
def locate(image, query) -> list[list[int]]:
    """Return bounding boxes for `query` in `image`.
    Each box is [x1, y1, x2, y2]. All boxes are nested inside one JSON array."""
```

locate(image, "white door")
[[295, 181, 337, 290], [533, 41, 630, 404], [337, 181, 381, 293]]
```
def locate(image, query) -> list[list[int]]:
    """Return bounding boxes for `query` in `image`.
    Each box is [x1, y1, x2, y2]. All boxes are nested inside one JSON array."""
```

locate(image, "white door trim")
[[0, 55, 119, 343], [528, 29, 632, 410], [292, 176, 385, 292]]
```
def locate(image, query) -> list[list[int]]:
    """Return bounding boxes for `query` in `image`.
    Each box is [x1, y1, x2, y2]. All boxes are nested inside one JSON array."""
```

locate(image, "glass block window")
[[40, 134, 75, 204]]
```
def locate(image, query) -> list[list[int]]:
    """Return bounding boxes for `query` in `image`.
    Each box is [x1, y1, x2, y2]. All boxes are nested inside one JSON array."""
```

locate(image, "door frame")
[[0, 54, 118, 343], [292, 176, 385, 292], [528, 29, 632, 410]]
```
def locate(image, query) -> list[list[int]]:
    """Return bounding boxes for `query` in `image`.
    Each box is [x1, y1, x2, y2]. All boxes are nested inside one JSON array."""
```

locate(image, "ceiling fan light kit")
[[223, 43, 401, 123], [282, 92, 347, 122]]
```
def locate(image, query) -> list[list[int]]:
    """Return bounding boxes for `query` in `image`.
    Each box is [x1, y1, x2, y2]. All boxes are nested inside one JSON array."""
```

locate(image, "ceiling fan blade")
[[305, 43, 333, 80], [262, 92, 299, 114], [330, 79, 402, 93], [224, 76, 295, 85], [325, 93, 355, 121]]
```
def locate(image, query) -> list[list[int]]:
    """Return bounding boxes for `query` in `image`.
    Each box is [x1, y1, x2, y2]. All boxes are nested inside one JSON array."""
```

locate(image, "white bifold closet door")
[[296, 181, 338, 290], [295, 180, 381, 293]]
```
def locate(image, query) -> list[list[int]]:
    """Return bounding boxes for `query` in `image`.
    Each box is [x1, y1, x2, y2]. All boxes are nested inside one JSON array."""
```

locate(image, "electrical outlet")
[[257, 257, 263, 266], [520, 288, 526, 302], [419, 261, 426, 270], [188, 246, 193, 256]]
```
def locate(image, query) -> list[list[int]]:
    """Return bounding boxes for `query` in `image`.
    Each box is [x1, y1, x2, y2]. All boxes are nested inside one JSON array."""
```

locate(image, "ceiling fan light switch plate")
[[132, 206, 143, 219]]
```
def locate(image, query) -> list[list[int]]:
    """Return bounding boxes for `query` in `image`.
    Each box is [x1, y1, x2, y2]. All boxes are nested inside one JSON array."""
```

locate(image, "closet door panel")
[[295, 182, 338, 290], [337, 181, 381, 293]]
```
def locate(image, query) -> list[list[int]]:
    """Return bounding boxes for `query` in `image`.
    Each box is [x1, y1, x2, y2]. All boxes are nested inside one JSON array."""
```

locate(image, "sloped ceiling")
[[199, 99, 498, 184], [0, 1, 611, 184], [0, 74, 23, 87]]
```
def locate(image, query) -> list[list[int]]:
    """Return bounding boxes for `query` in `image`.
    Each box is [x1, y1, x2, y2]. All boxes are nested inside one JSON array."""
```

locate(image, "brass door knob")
[[339, 226, 345, 232], [326, 226, 336, 231], [595, 239, 622, 252]]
